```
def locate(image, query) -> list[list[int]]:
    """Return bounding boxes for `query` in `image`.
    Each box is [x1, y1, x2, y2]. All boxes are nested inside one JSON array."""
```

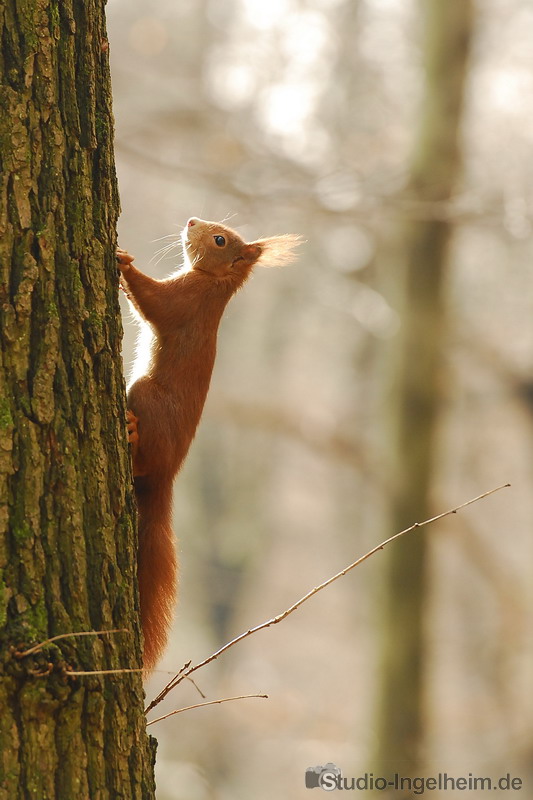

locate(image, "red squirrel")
[[117, 217, 301, 671]]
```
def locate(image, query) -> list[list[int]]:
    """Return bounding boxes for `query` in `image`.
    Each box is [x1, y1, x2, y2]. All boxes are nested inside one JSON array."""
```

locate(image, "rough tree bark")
[[375, 0, 474, 774], [0, 2, 155, 797]]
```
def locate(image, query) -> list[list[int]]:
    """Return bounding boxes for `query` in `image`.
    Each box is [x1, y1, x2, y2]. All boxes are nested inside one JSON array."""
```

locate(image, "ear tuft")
[[241, 243, 262, 263], [251, 234, 303, 268]]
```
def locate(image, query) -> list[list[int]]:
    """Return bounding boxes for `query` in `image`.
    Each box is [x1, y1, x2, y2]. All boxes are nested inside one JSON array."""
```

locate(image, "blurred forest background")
[[107, 0, 533, 797]]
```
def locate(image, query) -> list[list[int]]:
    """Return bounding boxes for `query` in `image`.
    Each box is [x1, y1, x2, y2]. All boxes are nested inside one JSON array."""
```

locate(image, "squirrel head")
[[182, 218, 302, 281]]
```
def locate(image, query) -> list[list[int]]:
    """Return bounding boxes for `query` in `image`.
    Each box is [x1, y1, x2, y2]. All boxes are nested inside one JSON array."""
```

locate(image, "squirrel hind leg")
[[127, 410, 145, 477], [126, 410, 139, 445]]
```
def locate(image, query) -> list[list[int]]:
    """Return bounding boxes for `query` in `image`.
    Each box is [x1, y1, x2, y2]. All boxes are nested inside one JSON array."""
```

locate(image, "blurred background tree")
[[375, 0, 474, 775], [107, 0, 533, 797]]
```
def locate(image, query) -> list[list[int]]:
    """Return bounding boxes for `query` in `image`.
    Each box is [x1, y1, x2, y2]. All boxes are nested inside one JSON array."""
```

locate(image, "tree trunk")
[[0, 2, 155, 796], [375, 0, 474, 774]]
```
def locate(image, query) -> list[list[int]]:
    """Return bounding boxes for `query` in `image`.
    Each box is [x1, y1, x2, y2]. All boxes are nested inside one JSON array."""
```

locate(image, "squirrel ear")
[[251, 234, 302, 267], [240, 244, 262, 264]]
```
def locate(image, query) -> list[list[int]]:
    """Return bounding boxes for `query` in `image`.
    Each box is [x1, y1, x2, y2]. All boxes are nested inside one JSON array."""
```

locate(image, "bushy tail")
[[134, 477, 177, 672]]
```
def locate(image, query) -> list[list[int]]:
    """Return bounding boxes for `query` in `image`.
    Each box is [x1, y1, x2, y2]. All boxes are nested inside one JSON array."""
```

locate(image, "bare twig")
[[66, 667, 144, 677], [146, 694, 268, 726], [185, 676, 206, 699], [15, 628, 129, 659], [145, 483, 509, 714], [29, 665, 144, 678]]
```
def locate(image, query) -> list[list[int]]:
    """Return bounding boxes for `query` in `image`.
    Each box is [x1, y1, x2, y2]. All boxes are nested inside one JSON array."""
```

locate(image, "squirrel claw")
[[126, 410, 139, 444], [117, 248, 135, 272], [126, 410, 144, 477]]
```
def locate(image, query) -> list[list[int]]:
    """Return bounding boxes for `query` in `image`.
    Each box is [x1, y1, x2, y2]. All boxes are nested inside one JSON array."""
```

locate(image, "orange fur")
[[118, 218, 300, 671]]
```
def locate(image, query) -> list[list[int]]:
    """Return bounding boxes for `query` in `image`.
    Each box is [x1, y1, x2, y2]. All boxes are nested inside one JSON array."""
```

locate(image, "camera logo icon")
[[305, 763, 341, 791]]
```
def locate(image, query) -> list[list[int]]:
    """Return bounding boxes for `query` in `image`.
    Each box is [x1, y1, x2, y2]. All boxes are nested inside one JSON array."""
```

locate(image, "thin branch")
[[145, 483, 509, 714], [65, 667, 144, 677], [185, 675, 206, 699], [29, 665, 144, 678], [146, 694, 268, 726], [15, 628, 130, 659]]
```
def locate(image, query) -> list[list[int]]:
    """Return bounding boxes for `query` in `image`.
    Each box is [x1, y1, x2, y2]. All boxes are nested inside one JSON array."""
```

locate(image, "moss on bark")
[[0, 1, 156, 796]]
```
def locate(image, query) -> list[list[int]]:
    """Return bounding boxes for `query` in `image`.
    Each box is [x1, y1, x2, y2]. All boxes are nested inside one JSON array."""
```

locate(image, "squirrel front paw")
[[117, 248, 135, 273]]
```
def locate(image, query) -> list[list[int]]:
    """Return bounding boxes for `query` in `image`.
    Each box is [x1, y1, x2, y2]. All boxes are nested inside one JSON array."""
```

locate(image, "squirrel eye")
[[214, 235, 226, 247]]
